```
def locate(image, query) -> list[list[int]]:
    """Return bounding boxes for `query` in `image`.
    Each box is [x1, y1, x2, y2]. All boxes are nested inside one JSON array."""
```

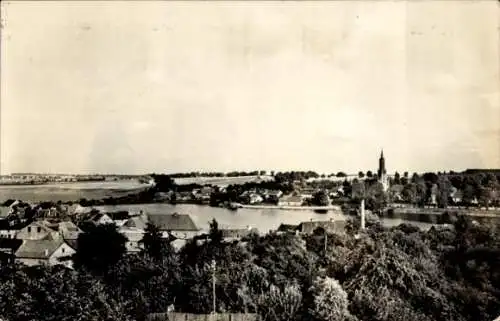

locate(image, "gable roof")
[[220, 227, 259, 238], [90, 213, 112, 222], [25, 221, 56, 233], [297, 220, 346, 234], [58, 221, 82, 238], [125, 215, 148, 230], [15, 239, 65, 259], [148, 213, 199, 231], [58, 221, 80, 232], [277, 224, 299, 232]]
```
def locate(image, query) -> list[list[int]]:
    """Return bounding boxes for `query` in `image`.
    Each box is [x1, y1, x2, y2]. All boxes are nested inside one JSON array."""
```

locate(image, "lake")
[[94, 203, 438, 233]]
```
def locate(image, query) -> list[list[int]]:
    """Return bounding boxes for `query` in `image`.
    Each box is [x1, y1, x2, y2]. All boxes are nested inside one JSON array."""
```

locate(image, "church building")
[[378, 150, 389, 192]]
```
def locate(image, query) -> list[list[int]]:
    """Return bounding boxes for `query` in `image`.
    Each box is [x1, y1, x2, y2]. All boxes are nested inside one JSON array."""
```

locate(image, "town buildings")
[[15, 238, 75, 268]]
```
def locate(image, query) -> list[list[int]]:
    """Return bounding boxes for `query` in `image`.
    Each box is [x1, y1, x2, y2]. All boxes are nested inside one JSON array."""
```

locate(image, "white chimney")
[[44, 249, 49, 257], [360, 199, 366, 230]]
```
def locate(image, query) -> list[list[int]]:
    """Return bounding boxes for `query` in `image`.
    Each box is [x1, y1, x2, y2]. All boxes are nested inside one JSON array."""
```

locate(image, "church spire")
[[378, 149, 386, 177]]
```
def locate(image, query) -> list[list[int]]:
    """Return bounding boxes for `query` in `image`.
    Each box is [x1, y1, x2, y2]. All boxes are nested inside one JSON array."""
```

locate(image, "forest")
[[1, 215, 499, 321]]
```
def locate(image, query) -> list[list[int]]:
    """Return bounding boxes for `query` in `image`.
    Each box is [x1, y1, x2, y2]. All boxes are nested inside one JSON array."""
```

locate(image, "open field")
[[173, 175, 274, 186], [0, 180, 151, 203]]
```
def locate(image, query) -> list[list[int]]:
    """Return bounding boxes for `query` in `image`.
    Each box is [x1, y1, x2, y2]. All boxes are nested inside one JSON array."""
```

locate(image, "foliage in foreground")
[[1, 216, 499, 321]]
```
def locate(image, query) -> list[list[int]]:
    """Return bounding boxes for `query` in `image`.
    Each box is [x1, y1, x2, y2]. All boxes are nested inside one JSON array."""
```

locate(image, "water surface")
[[95, 203, 437, 233]]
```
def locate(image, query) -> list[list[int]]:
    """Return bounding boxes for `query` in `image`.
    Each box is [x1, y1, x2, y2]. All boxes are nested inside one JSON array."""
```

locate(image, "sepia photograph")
[[0, 1, 499, 320]]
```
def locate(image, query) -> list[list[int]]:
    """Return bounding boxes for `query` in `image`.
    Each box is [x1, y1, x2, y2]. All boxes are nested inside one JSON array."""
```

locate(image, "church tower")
[[378, 150, 389, 192]]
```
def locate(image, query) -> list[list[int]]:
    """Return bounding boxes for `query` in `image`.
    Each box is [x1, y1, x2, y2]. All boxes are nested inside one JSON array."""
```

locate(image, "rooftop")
[[149, 213, 199, 231], [15, 239, 64, 259]]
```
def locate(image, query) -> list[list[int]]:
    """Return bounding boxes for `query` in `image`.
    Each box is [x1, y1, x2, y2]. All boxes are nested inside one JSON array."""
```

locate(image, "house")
[[248, 193, 263, 204], [0, 227, 18, 239], [58, 221, 82, 240], [0, 238, 22, 264], [71, 204, 94, 216], [15, 238, 75, 268], [240, 191, 263, 205], [220, 226, 259, 241], [276, 224, 299, 234], [300, 188, 318, 200], [107, 210, 130, 221], [154, 192, 172, 202], [16, 221, 59, 240], [296, 219, 346, 235], [266, 190, 283, 203], [123, 213, 200, 240], [124, 213, 148, 230], [278, 195, 303, 207], [148, 213, 200, 239], [193, 187, 213, 203], [176, 191, 193, 202], [119, 227, 145, 253], [89, 213, 114, 225], [120, 214, 147, 253]]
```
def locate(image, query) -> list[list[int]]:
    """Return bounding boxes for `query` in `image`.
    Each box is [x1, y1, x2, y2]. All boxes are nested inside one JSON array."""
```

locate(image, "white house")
[[90, 213, 114, 225], [16, 221, 58, 240], [58, 221, 82, 240], [15, 238, 76, 268], [119, 226, 145, 253], [278, 195, 304, 207]]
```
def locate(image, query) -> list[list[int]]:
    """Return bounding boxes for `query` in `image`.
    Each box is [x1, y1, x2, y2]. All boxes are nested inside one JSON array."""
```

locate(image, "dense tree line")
[[161, 171, 268, 179], [391, 172, 500, 209], [1, 216, 499, 321]]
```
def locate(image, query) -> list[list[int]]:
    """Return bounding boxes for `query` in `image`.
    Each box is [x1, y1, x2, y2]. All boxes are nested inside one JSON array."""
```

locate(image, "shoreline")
[[238, 204, 342, 211]]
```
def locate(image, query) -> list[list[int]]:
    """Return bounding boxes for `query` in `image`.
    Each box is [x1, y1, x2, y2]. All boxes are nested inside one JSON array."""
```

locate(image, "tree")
[[365, 182, 387, 212], [478, 187, 494, 209], [0, 265, 133, 321], [437, 177, 452, 209], [141, 223, 169, 261], [209, 218, 223, 245], [309, 276, 356, 321], [241, 282, 302, 321], [463, 184, 476, 207], [423, 172, 439, 185], [351, 181, 366, 201], [394, 172, 401, 185], [336, 172, 347, 178], [73, 223, 127, 274], [358, 171, 365, 179], [366, 171, 373, 178], [312, 190, 330, 206]]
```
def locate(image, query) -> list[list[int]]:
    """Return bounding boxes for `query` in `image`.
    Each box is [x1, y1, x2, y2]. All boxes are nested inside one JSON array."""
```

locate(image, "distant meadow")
[[0, 180, 150, 202]]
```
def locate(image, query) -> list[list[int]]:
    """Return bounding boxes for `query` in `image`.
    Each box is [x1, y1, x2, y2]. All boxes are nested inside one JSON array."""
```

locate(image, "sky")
[[1, 1, 499, 175]]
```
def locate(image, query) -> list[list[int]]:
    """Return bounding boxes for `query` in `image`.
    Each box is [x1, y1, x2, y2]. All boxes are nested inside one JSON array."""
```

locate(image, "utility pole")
[[360, 198, 366, 230], [211, 259, 216, 314], [324, 231, 328, 256]]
